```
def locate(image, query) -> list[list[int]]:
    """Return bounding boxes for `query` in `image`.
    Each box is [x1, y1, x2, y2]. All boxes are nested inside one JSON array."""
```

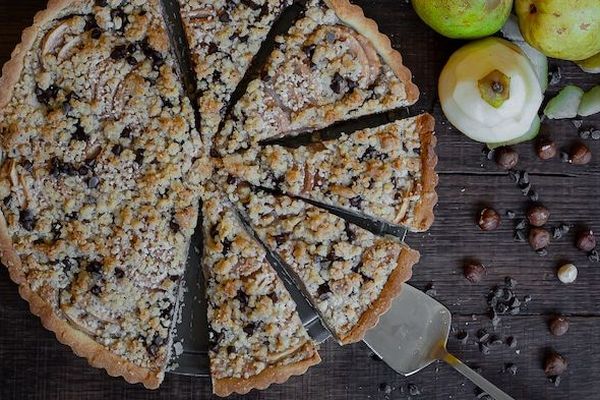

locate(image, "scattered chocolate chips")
[[527, 204, 550, 227], [464, 262, 486, 283], [576, 229, 596, 252], [494, 146, 519, 170], [544, 350, 567, 377], [477, 208, 500, 231], [536, 137, 557, 160], [549, 316, 569, 337], [359, 145, 387, 162], [19, 209, 35, 231], [569, 142, 592, 165], [529, 227, 550, 251]]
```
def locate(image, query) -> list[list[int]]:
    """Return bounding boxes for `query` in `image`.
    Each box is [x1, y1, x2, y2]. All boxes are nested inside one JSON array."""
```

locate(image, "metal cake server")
[[364, 284, 515, 400]]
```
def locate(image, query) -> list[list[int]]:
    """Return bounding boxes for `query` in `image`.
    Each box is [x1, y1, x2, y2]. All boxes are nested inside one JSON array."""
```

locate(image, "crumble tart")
[[0, 0, 211, 388], [178, 0, 292, 140], [219, 114, 437, 232], [214, 0, 420, 155], [227, 183, 420, 344], [201, 185, 320, 396]]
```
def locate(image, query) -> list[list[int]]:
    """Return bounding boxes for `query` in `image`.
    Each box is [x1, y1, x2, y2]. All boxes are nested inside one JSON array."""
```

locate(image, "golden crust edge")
[[325, 0, 420, 105], [409, 113, 438, 233], [339, 244, 419, 345], [0, 210, 164, 389], [212, 343, 321, 397]]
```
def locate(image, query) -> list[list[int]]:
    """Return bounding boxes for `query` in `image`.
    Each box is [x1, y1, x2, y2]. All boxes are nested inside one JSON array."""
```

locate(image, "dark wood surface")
[[2, 1, 600, 399]]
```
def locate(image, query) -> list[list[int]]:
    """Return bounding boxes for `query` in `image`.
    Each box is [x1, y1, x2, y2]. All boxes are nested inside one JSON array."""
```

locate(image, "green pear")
[[412, 0, 513, 39], [516, 0, 600, 61]]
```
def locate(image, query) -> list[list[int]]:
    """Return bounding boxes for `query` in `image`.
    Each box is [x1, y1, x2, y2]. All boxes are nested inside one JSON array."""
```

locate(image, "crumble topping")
[[201, 183, 317, 380], [227, 183, 415, 342], [179, 0, 292, 141], [219, 115, 433, 230], [0, 0, 210, 370], [214, 0, 415, 155]]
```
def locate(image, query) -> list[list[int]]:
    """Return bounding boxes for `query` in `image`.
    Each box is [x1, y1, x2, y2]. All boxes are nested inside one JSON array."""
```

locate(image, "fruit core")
[[478, 69, 511, 108]]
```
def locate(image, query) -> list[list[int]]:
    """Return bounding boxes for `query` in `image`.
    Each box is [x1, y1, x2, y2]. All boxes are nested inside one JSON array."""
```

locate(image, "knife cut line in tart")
[[0, 0, 212, 389], [219, 114, 438, 232], [200, 184, 320, 397], [213, 0, 420, 156], [225, 183, 420, 344]]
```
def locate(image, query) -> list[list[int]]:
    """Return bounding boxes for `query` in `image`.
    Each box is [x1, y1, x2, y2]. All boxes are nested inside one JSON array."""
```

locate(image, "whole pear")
[[516, 0, 600, 61], [412, 0, 513, 39]]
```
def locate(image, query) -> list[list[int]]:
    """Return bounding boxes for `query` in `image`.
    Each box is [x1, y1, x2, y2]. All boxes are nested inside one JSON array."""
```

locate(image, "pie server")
[[363, 283, 516, 400]]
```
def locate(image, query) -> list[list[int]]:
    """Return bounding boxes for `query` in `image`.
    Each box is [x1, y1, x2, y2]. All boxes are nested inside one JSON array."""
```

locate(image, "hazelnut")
[[576, 229, 596, 252], [494, 146, 519, 170], [549, 316, 569, 337], [557, 263, 577, 284], [527, 204, 550, 227], [463, 262, 486, 283], [544, 350, 568, 376], [477, 208, 501, 231], [569, 142, 592, 165], [536, 137, 557, 160], [528, 227, 550, 250]]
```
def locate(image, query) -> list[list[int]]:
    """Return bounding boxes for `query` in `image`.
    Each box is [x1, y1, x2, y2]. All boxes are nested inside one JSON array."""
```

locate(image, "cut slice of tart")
[[178, 0, 293, 140], [227, 183, 420, 344], [0, 0, 211, 389], [214, 0, 420, 155], [220, 114, 437, 232], [201, 185, 320, 397]]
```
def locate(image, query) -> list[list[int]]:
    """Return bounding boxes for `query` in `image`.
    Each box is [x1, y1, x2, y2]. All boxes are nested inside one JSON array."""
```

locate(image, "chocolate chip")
[[114, 267, 125, 279], [589, 249, 600, 262], [576, 229, 596, 252], [120, 127, 131, 138], [506, 210, 516, 219], [273, 233, 288, 246], [221, 239, 232, 254], [349, 196, 363, 209], [226, 174, 238, 185], [359, 145, 387, 162], [549, 316, 569, 336], [549, 65, 562, 86], [544, 350, 567, 376], [330, 72, 345, 94], [240, 0, 261, 10], [134, 149, 145, 165], [464, 262, 486, 283], [72, 124, 88, 142], [90, 285, 102, 296], [77, 165, 89, 176], [110, 45, 127, 60], [207, 42, 218, 55], [456, 331, 468, 344], [503, 363, 518, 375], [218, 11, 231, 22], [111, 144, 123, 155], [87, 176, 100, 189], [19, 209, 35, 231], [243, 322, 256, 336], [513, 229, 526, 242], [303, 44, 316, 60], [378, 383, 392, 394], [527, 204, 550, 227], [126, 56, 137, 66], [317, 282, 330, 299], [35, 84, 60, 105], [407, 383, 420, 396], [90, 28, 102, 39], [477, 208, 500, 231], [268, 291, 278, 304], [506, 336, 517, 348], [235, 290, 248, 307], [94, 0, 107, 6], [226, 345, 235, 354], [20, 159, 33, 172], [86, 261, 102, 274]]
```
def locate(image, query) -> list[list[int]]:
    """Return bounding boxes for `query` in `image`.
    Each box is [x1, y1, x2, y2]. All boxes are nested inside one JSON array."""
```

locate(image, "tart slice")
[[178, 0, 293, 140], [220, 114, 437, 232], [0, 0, 211, 388], [228, 184, 420, 344], [214, 0, 420, 155], [201, 186, 320, 396]]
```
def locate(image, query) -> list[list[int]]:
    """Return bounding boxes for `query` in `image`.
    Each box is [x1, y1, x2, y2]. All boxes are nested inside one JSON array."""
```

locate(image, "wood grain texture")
[[1, 0, 600, 399]]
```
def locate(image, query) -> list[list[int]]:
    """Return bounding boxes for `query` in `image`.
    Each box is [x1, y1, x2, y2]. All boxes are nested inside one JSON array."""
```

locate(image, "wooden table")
[[1, 1, 599, 399]]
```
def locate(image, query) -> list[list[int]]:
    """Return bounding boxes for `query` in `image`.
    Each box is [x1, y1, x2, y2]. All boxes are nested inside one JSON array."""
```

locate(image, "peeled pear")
[[439, 37, 543, 144]]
